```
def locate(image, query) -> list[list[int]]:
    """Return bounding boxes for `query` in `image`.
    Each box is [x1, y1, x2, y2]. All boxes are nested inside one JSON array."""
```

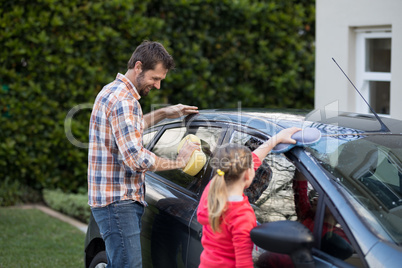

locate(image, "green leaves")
[[0, 0, 159, 201], [144, 0, 315, 110], [0, 0, 315, 205]]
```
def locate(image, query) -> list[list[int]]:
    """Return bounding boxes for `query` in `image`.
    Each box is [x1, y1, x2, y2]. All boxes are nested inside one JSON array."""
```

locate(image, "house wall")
[[315, 0, 402, 119]]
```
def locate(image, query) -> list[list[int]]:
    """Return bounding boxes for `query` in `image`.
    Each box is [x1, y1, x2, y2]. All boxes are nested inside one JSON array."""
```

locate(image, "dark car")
[[84, 109, 402, 268]]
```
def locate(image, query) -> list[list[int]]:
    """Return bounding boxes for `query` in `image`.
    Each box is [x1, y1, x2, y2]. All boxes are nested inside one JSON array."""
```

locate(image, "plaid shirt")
[[88, 73, 156, 207]]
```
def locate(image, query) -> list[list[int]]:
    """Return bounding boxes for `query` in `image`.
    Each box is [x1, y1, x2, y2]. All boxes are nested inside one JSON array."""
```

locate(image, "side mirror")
[[251, 220, 315, 268]]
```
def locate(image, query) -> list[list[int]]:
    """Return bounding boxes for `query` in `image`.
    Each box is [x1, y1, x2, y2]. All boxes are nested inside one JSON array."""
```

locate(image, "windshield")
[[307, 127, 402, 244]]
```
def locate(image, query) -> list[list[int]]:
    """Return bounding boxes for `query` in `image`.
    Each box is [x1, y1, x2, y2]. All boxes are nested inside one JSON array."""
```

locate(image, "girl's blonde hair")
[[207, 144, 252, 232]]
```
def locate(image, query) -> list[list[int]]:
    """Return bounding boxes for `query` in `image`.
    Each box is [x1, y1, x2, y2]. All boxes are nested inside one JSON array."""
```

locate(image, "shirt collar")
[[116, 73, 141, 100]]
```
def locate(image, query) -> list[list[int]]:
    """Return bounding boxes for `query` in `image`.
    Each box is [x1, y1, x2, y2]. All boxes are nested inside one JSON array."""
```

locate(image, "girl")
[[197, 127, 300, 268]]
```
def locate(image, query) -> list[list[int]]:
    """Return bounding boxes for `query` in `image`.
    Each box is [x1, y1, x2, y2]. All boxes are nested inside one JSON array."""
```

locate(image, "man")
[[88, 41, 199, 268]]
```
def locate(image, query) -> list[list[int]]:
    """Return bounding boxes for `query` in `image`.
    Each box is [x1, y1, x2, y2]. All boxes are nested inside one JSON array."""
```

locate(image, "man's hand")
[[144, 104, 199, 129], [150, 140, 200, 172], [164, 104, 199, 119], [177, 140, 200, 168]]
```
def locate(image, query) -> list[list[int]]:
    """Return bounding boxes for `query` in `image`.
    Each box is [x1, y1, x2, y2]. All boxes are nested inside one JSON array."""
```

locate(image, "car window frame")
[[287, 149, 368, 268], [145, 119, 229, 199]]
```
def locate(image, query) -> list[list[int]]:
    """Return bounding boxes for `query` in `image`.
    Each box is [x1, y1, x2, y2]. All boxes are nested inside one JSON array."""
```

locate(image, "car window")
[[292, 171, 363, 267], [143, 131, 157, 148], [307, 134, 402, 244], [230, 131, 297, 220], [151, 126, 222, 193]]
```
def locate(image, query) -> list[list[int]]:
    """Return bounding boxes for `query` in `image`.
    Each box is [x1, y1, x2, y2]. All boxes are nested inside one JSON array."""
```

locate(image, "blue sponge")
[[271, 127, 321, 154]]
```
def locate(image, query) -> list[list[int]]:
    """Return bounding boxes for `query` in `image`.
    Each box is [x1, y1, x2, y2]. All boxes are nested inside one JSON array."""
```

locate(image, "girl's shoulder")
[[224, 202, 257, 231], [226, 198, 255, 218]]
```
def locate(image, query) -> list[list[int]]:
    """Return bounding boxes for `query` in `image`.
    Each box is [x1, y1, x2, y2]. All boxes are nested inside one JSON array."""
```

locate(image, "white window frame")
[[355, 28, 392, 114]]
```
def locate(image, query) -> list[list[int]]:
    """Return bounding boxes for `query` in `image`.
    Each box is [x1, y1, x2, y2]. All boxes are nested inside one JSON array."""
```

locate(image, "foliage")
[[0, 178, 42, 206], [0, 0, 159, 199], [146, 0, 315, 109], [43, 189, 90, 223], [0, 207, 85, 267], [0, 0, 315, 204]]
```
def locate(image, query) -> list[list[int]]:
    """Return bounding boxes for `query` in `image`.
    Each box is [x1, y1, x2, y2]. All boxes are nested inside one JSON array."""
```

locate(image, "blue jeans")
[[91, 200, 144, 268]]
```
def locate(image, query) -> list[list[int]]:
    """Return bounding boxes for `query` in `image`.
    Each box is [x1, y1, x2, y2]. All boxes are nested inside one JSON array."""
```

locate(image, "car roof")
[[153, 108, 402, 135], [305, 110, 402, 134]]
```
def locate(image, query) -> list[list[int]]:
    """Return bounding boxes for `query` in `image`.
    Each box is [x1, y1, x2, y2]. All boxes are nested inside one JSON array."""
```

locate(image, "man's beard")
[[136, 72, 151, 97]]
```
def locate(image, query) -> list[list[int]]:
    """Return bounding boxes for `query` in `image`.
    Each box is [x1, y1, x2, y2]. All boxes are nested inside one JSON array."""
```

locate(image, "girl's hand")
[[253, 127, 301, 161], [274, 127, 301, 145]]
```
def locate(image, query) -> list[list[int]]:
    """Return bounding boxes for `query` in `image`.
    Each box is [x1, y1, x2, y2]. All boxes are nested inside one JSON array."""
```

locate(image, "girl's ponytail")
[[208, 169, 228, 232]]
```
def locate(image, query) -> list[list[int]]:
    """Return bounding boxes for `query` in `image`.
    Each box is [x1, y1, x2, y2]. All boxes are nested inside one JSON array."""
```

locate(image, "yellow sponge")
[[177, 134, 207, 176]]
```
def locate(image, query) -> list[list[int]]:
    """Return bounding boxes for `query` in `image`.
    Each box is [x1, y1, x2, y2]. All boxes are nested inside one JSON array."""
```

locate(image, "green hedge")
[[0, 0, 161, 199], [43, 189, 90, 223], [0, 0, 315, 205], [0, 177, 42, 206], [147, 0, 315, 109]]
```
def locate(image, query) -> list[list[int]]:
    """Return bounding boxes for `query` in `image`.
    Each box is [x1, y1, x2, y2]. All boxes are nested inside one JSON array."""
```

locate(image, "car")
[[84, 108, 402, 268]]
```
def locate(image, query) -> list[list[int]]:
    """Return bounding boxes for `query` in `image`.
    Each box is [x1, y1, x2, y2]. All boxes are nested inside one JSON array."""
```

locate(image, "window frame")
[[145, 121, 228, 198], [355, 28, 392, 115], [288, 151, 367, 267]]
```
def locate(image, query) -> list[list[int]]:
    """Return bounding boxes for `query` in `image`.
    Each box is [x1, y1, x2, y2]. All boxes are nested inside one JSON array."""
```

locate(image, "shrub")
[[0, 0, 315, 205], [43, 189, 90, 223], [145, 0, 315, 109], [1, 0, 161, 199], [0, 178, 42, 206]]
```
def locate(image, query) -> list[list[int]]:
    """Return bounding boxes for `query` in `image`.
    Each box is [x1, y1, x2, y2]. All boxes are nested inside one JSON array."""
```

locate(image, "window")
[[230, 131, 296, 219], [143, 131, 157, 148], [151, 126, 222, 193], [152, 127, 187, 160], [355, 29, 392, 115]]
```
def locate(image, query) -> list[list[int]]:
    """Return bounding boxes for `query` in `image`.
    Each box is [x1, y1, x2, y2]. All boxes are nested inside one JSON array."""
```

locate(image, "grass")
[[0, 207, 85, 268]]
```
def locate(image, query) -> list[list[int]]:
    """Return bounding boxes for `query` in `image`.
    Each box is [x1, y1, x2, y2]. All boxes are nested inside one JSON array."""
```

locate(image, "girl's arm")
[[253, 127, 301, 161]]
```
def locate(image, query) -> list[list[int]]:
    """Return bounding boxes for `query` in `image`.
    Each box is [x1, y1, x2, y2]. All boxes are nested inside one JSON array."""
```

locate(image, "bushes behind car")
[[0, 0, 315, 205], [43, 189, 90, 223]]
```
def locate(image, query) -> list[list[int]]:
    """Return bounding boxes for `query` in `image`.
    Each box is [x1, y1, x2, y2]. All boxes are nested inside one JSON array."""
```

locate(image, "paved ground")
[[18, 204, 88, 233]]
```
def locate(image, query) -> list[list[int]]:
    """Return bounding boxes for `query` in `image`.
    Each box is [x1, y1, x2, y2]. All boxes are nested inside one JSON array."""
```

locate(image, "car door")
[[141, 122, 226, 268]]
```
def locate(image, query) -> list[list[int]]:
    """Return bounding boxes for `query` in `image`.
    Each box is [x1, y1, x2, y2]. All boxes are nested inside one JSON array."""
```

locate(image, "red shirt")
[[196, 153, 261, 268]]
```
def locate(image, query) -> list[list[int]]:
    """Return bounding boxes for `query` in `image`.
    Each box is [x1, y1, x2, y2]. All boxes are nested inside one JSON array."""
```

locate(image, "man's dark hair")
[[127, 41, 175, 72]]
